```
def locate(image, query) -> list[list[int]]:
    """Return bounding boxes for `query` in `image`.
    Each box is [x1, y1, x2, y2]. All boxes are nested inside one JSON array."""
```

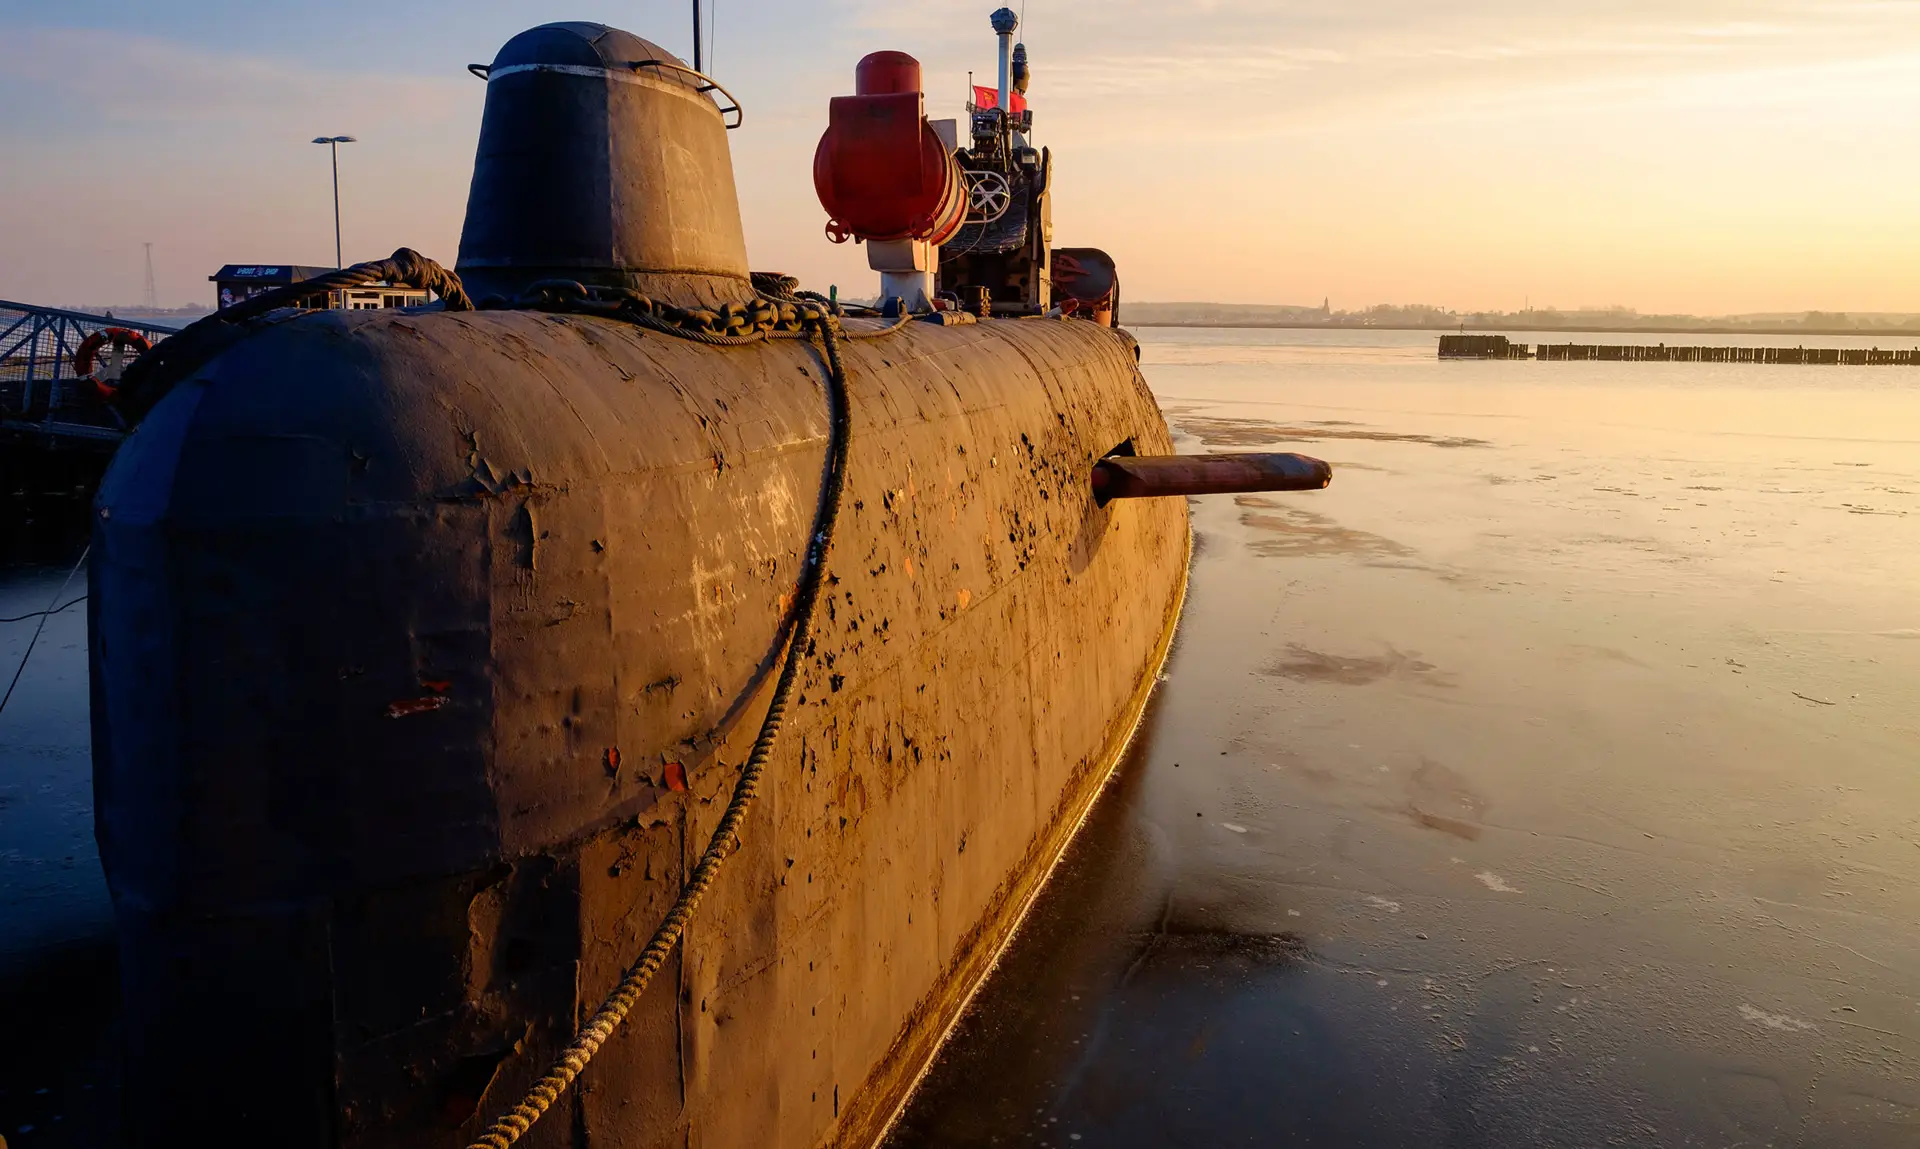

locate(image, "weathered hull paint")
[[853, 558, 1185, 1149], [90, 307, 1188, 1147]]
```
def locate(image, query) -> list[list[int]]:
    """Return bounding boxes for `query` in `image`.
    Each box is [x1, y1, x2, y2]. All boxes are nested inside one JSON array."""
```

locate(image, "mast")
[[991, 7, 1016, 119]]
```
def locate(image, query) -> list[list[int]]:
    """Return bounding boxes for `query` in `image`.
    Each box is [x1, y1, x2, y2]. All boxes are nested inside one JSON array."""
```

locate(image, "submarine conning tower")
[[456, 21, 751, 308]]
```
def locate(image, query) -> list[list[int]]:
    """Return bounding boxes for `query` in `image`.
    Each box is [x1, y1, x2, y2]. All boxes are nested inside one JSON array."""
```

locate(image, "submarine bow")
[[93, 19, 1189, 1149]]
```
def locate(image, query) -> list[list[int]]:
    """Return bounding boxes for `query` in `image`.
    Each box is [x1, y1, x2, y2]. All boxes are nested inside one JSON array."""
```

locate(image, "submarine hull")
[[91, 307, 1187, 1146]]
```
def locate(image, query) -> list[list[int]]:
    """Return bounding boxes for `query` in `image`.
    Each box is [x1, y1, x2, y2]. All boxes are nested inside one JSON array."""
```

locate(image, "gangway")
[[0, 300, 179, 450]]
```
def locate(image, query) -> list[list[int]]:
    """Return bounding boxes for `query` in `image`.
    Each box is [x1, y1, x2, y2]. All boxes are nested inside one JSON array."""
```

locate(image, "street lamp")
[[311, 135, 357, 269]]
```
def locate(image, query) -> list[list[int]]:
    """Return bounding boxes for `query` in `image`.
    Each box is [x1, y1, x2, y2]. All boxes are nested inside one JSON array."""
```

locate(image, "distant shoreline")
[[1124, 320, 1920, 340]]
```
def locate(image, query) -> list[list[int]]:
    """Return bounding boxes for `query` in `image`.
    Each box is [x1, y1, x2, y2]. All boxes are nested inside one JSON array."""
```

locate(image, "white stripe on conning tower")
[[487, 62, 662, 86]]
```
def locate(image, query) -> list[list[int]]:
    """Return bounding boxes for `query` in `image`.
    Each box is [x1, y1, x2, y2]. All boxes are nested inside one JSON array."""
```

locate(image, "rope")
[[750, 272, 895, 319], [840, 312, 914, 340], [114, 253, 910, 423], [115, 248, 471, 422], [488, 279, 816, 343], [226, 247, 473, 322], [116, 264, 900, 421], [489, 278, 923, 344], [89, 241, 918, 1142], [465, 310, 868, 1149], [0, 546, 88, 721]]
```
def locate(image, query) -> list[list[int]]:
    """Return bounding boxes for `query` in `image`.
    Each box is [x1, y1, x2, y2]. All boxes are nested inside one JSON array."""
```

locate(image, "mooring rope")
[[464, 304, 900, 1149], [115, 256, 912, 417], [102, 255, 918, 1146], [113, 248, 472, 421]]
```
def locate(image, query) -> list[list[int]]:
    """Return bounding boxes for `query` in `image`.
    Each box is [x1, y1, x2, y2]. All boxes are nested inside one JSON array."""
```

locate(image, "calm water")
[[889, 327, 1920, 1147], [4, 327, 1919, 1145], [0, 512, 112, 1146]]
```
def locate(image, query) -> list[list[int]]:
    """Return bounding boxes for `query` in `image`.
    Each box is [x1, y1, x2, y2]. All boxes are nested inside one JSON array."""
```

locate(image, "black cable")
[[0, 595, 86, 625], [0, 546, 88, 720]]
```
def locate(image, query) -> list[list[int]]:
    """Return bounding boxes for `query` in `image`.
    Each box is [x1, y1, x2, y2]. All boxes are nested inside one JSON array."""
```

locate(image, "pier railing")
[[0, 300, 178, 448]]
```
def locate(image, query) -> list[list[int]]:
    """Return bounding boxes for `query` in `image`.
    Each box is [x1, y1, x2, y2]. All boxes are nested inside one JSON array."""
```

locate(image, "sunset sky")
[[3, 1, 1918, 313]]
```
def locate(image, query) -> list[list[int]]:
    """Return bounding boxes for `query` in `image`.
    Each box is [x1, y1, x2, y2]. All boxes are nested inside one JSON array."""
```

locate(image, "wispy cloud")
[[0, 27, 480, 305], [5, 1, 1920, 310], [0, 27, 467, 127]]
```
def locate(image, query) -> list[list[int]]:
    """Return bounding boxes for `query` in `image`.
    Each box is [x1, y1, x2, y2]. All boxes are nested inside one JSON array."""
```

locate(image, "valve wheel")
[[964, 170, 1011, 223]]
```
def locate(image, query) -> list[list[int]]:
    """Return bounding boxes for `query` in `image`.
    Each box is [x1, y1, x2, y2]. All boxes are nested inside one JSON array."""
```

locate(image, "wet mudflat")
[[888, 328, 1920, 1147]]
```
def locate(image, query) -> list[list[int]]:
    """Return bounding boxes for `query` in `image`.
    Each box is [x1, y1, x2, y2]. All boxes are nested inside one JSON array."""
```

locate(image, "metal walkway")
[[0, 300, 179, 449]]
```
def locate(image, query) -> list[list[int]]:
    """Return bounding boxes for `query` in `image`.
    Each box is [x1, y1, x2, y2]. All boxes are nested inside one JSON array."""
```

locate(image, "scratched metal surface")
[[84, 306, 1186, 1147]]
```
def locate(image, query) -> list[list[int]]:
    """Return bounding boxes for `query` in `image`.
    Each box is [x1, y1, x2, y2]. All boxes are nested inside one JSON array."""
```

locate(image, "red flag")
[[972, 84, 1027, 114]]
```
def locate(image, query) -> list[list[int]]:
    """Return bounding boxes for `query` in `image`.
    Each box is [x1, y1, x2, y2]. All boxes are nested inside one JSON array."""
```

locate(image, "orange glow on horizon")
[[3, 2, 1917, 314]]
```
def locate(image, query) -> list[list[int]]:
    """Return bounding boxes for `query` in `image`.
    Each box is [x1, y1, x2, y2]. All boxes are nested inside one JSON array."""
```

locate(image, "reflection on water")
[[1170, 412, 1493, 451], [890, 327, 1920, 1147], [1234, 496, 1420, 563], [1262, 643, 1455, 689]]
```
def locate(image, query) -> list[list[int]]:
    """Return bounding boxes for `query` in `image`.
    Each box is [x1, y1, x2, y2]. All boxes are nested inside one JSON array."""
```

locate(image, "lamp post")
[[311, 135, 357, 268]]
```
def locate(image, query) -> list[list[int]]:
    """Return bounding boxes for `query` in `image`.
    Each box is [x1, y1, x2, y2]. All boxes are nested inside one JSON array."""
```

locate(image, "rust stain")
[[385, 696, 450, 719], [95, 305, 1192, 1148]]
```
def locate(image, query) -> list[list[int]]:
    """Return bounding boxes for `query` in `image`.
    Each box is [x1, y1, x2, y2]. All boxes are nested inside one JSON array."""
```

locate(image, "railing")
[[0, 300, 179, 447]]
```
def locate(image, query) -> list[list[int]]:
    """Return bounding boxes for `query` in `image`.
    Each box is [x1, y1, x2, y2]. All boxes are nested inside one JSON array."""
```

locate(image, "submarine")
[[90, 13, 1330, 1147]]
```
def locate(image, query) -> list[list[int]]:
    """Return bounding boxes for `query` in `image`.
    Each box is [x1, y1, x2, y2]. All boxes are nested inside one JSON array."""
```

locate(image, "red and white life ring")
[[73, 327, 153, 400]]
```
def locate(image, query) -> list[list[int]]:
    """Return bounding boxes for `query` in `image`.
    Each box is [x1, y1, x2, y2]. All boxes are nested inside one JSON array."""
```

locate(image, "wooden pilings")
[[1439, 335, 1920, 365], [1438, 334, 1529, 359]]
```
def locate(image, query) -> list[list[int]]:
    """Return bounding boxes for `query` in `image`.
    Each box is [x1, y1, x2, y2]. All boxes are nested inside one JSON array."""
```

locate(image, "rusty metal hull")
[[90, 309, 1188, 1147]]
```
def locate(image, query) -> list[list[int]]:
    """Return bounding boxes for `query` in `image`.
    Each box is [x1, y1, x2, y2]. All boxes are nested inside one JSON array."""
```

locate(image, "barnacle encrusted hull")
[[91, 306, 1187, 1146]]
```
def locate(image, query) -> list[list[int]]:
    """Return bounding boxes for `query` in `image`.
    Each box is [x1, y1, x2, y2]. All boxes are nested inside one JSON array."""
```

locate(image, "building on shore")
[[210, 265, 429, 312]]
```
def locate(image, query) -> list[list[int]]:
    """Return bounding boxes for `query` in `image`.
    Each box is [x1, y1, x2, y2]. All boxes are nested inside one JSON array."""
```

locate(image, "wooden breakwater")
[[1536, 343, 1920, 364], [1436, 334, 1530, 359], [1439, 333, 1920, 365]]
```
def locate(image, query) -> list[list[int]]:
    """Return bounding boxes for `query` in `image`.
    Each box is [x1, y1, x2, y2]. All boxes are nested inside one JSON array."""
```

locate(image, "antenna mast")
[[142, 243, 158, 309], [692, 0, 703, 72]]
